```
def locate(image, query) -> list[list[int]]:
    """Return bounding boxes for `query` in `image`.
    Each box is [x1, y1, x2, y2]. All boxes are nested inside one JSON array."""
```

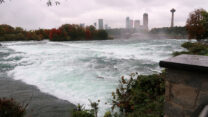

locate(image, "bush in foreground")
[[112, 73, 165, 117], [0, 98, 27, 117], [73, 73, 165, 117], [72, 102, 100, 117]]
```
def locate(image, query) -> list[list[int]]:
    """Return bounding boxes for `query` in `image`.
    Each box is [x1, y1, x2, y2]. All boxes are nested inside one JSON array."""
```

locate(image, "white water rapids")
[[0, 39, 187, 116]]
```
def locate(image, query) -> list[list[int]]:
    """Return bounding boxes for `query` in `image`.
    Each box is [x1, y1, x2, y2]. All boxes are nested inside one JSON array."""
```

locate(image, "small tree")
[[186, 9, 208, 41], [72, 104, 94, 117], [111, 75, 135, 116], [201, 10, 208, 39]]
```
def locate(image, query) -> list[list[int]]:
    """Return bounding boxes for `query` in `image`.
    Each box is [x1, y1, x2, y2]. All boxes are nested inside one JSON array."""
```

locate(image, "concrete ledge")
[[160, 54, 208, 117], [159, 54, 208, 72]]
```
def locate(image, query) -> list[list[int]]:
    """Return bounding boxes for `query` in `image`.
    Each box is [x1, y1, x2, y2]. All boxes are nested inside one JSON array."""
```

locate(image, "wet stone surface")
[[160, 54, 208, 72]]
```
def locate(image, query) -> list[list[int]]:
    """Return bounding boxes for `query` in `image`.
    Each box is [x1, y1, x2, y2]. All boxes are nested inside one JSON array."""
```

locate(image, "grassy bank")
[[173, 42, 208, 56]]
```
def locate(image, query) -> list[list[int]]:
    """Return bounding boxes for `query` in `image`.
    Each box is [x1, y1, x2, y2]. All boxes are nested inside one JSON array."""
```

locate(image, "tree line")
[[149, 26, 188, 39], [0, 24, 109, 41]]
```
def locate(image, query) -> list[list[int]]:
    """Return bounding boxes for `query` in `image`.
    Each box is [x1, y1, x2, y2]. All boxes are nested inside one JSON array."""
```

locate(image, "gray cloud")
[[0, 0, 208, 30]]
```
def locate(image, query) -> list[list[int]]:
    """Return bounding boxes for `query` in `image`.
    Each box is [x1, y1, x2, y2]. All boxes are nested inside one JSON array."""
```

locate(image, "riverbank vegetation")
[[111, 73, 165, 117], [173, 9, 208, 56], [173, 42, 208, 56], [149, 26, 187, 39], [0, 24, 109, 41], [186, 9, 208, 41], [73, 73, 165, 117]]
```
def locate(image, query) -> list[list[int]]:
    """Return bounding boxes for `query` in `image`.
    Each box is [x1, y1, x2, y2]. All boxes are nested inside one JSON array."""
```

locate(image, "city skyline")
[[126, 13, 148, 30], [0, 0, 208, 30]]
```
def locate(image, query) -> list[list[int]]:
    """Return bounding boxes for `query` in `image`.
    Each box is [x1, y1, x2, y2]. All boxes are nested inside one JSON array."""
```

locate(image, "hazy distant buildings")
[[80, 23, 85, 28], [143, 13, 148, 30], [105, 24, 111, 30], [170, 8, 176, 27], [105, 24, 108, 30], [129, 20, 134, 29], [94, 22, 97, 29], [126, 17, 134, 29], [125, 13, 149, 31], [134, 20, 140, 29], [126, 17, 130, 29], [98, 19, 104, 30]]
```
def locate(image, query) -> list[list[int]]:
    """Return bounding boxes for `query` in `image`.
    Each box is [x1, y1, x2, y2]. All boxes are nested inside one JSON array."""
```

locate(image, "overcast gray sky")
[[0, 0, 208, 30]]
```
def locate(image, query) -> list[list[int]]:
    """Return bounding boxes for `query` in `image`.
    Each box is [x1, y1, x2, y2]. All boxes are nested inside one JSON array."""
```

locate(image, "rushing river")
[[0, 39, 187, 116]]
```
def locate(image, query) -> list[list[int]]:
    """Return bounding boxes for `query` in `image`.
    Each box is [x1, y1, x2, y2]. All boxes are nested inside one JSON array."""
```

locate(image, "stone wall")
[[160, 55, 208, 117]]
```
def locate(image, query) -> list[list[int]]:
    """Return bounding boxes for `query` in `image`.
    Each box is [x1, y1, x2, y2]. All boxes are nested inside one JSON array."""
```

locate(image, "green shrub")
[[173, 42, 208, 56], [0, 98, 27, 117], [172, 51, 190, 56], [112, 73, 165, 117], [96, 30, 108, 40], [72, 111, 94, 117], [89, 100, 100, 117], [4, 34, 16, 41], [0, 37, 6, 41], [104, 111, 112, 117], [16, 33, 26, 40], [128, 74, 165, 117], [72, 104, 94, 117]]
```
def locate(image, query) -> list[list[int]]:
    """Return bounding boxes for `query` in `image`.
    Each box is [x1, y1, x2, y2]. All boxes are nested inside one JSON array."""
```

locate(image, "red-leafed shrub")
[[0, 98, 27, 117], [85, 29, 92, 39]]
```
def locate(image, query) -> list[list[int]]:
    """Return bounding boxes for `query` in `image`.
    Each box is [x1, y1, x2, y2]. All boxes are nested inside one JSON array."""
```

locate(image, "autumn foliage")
[[186, 9, 208, 41], [49, 24, 108, 41], [0, 24, 109, 41], [0, 24, 45, 41]]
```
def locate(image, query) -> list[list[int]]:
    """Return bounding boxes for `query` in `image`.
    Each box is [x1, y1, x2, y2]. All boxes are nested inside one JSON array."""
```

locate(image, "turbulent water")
[[0, 39, 187, 116]]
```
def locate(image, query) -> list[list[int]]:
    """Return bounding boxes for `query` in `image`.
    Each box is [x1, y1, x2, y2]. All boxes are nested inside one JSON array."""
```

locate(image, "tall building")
[[98, 19, 104, 30], [105, 24, 108, 30], [134, 20, 140, 29], [126, 17, 134, 29], [170, 8, 176, 27], [143, 13, 148, 30], [94, 22, 97, 29], [80, 23, 85, 28], [129, 20, 134, 29], [126, 17, 130, 29]]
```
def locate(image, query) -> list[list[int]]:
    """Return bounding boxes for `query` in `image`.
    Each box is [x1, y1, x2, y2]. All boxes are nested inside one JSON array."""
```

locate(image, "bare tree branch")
[[0, 0, 5, 4], [0, 0, 61, 6]]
